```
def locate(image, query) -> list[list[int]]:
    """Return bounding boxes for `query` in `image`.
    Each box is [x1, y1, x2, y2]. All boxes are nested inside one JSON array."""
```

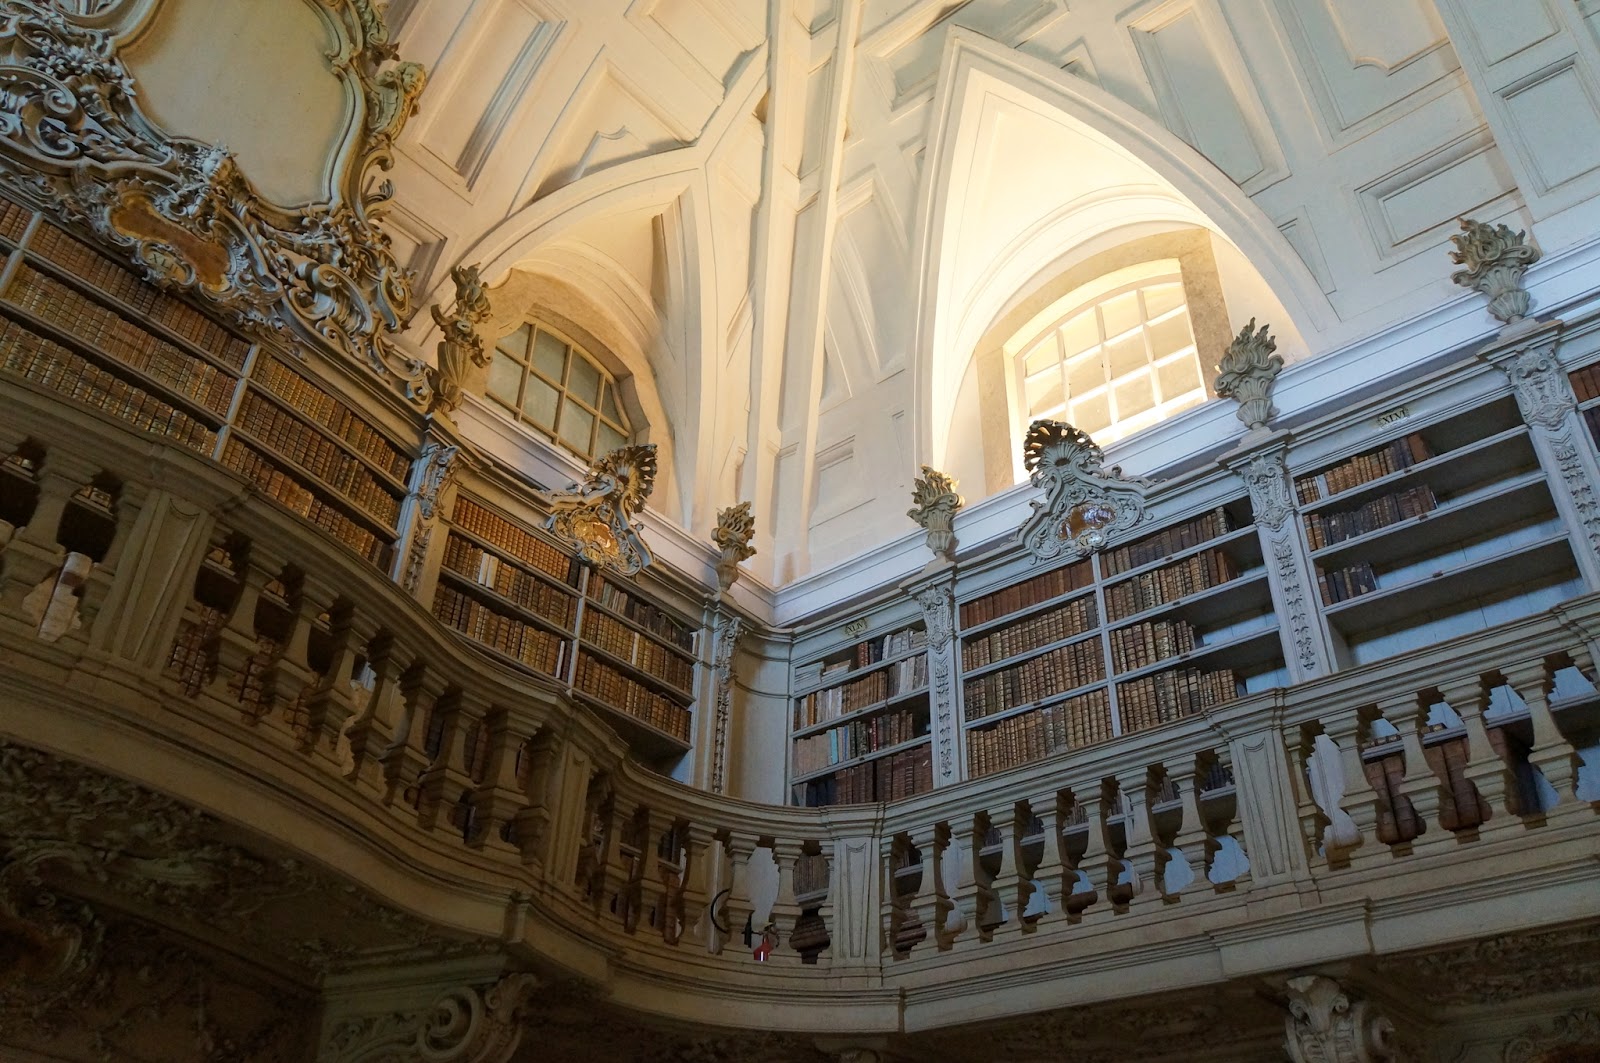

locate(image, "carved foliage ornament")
[[1214, 318, 1282, 433], [709, 611, 744, 794], [429, 264, 493, 415], [1018, 420, 1147, 563], [0, 1, 434, 403], [712, 500, 756, 593], [908, 465, 963, 563], [1450, 217, 1541, 325], [1283, 974, 1397, 1063], [322, 973, 541, 1063], [912, 580, 957, 781], [544, 444, 658, 574]]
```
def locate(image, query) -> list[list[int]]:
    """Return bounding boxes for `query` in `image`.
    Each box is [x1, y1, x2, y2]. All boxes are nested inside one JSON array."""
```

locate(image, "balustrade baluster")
[[1381, 693, 1444, 847], [1502, 659, 1583, 805], [1117, 771, 1158, 907], [206, 550, 268, 707], [1073, 791, 1109, 918], [990, 804, 1026, 940], [769, 839, 803, 960], [1024, 795, 1065, 928], [1321, 713, 1382, 865], [1163, 760, 1207, 901], [380, 666, 438, 809], [679, 822, 715, 950], [471, 706, 526, 853], [510, 730, 562, 870], [719, 832, 759, 960], [906, 824, 949, 951], [1282, 726, 1324, 866], [946, 814, 983, 948], [342, 634, 409, 796], [303, 600, 361, 764], [1435, 675, 1511, 828]]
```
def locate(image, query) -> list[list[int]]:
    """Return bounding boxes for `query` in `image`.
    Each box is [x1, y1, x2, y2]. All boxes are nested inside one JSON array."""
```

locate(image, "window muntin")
[[1017, 276, 1205, 446], [487, 323, 631, 460]]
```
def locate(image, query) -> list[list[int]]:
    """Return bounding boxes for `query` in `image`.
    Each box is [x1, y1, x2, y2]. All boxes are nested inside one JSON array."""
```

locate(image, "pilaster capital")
[[1282, 973, 1398, 1063]]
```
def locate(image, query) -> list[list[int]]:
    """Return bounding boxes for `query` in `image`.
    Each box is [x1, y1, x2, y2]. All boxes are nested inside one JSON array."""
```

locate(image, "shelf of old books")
[[1296, 398, 1582, 666], [0, 210, 250, 457], [789, 623, 933, 807], [438, 492, 697, 759], [1570, 362, 1600, 452]]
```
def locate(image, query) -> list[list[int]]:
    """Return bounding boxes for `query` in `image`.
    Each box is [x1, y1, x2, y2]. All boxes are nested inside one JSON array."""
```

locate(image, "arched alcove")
[[909, 30, 1335, 475]]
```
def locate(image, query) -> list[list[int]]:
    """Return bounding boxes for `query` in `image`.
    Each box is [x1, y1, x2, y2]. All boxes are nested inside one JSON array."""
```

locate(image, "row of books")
[[1581, 405, 1600, 453], [1303, 484, 1438, 551], [0, 317, 214, 453], [236, 392, 400, 526], [793, 653, 927, 728], [961, 594, 1096, 672], [1102, 506, 1235, 576], [574, 652, 691, 743], [852, 625, 927, 669], [440, 533, 576, 629], [963, 637, 1104, 720], [8, 265, 238, 415], [220, 441, 387, 565], [967, 689, 1112, 778], [1570, 363, 1600, 404], [451, 496, 576, 584], [28, 223, 251, 370], [960, 559, 1092, 629], [588, 573, 696, 653], [1104, 547, 1238, 622], [251, 359, 409, 480], [794, 853, 831, 897], [1109, 617, 1197, 674], [433, 583, 566, 676], [581, 608, 695, 693], [791, 709, 922, 776], [1295, 433, 1434, 504], [1117, 666, 1238, 733], [794, 744, 932, 806], [0, 200, 28, 242], [1317, 561, 1379, 605]]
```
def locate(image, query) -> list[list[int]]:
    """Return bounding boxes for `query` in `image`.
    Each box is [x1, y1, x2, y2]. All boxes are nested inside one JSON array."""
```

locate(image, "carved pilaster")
[[396, 434, 462, 601], [1282, 974, 1398, 1063], [1479, 322, 1600, 590], [908, 575, 959, 785], [907, 465, 964, 568], [1224, 438, 1334, 680], [708, 609, 744, 795]]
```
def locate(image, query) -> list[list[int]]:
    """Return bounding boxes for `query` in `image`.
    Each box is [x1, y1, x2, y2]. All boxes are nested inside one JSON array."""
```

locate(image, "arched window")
[[1013, 261, 1205, 446], [486, 322, 632, 460]]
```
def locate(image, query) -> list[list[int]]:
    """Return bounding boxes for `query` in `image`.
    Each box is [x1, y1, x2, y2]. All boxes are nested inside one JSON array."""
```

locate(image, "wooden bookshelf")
[[789, 623, 933, 806], [1296, 399, 1582, 667], [441, 493, 698, 758], [956, 496, 1275, 778]]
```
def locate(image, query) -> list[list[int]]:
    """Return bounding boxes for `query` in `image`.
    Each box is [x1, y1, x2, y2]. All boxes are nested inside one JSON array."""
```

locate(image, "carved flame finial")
[[544, 444, 659, 574], [711, 501, 756, 594], [428, 263, 493, 415], [908, 466, 963, 566], [1450, 217, 1541, 327], [1214, 318, 1282, 434]]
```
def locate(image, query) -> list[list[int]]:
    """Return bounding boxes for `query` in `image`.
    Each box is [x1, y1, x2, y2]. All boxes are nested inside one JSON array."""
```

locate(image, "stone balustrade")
[[2, 381, 1597, 1036]]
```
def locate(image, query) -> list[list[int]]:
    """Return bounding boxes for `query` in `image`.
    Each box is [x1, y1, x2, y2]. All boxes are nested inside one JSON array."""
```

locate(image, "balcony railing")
[[2, 379, 1597, 1032]]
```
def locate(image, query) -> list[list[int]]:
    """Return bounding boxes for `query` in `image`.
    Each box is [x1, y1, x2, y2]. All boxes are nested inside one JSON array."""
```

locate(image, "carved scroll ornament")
[[1283, 974, 1397, 1063], [0, 0, 434, 403], [1017, 420, 1147, 563], [430, 264, 493, 415], [544, 444, 658, 575]]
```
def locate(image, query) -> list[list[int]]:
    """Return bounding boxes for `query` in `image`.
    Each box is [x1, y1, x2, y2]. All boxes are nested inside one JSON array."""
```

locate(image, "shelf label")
[[1375, 405, 1410, 427], [842, 617, 868, 639]]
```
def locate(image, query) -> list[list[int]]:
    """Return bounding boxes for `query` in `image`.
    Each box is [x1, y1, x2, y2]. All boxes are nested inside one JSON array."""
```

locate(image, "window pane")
[[496, 323, 532, 360], [568, 352, 603, 406], [521, 375, 559, 429], [1157, 355, 1203, 400], [559, 402, 596, 453], [1114, 372, 1155, 418], [531, 329, 567, 382], [1026, 374, 1065, 417], [1106, 333, 1147, 379], [1100, 291, 1142, 339], [597, 422, 626, 456], [488, 353, 522, 405], [1143, 282, 1186, 319], [601, 382, 623, 423], [1066, 353, 1103, 399], [1059, 309, 1100, 359], [1072, 392, 1110, 435], [1023, 337, 1058, 378], [1147, 311, 1194, 359]]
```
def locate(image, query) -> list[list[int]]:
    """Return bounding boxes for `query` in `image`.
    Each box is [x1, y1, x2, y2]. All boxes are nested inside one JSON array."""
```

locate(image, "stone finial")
[[429, 263, 494, 415], [1214, 318, 1282, 433], [1450, 217, 1541, 326], [1283, 974, 1397, 1063], [711, 501, 756, 594], [908, 466, 963, 566]]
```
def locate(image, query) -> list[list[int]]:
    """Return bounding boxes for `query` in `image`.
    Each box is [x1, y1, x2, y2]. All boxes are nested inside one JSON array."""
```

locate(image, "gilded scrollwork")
[[0, 0, 434, 404], [544, 444, 658, 574], [1017, 420, 1148, 564]]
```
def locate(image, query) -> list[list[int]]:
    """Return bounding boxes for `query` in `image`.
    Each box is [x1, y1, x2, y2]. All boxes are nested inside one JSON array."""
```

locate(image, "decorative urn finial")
[[1214, 318, 1282, 434], [429, 263, 494, 414], [907, 466, 963, 567], [711, 501, 756, 594], [1449, 217, 1541, 327]]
